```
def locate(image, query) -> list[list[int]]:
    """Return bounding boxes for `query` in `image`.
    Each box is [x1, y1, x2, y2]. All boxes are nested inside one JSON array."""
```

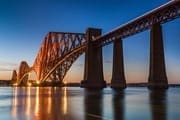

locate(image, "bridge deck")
[[95, 0, 180, 47]]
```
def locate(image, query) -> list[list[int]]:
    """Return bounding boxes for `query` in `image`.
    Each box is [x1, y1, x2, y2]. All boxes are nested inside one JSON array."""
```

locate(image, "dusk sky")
[[0, 0, 179, 83]]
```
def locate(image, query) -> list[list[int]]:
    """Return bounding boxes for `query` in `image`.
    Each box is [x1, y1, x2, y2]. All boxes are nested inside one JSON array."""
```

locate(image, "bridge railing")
[[94, 0, 180, 47]]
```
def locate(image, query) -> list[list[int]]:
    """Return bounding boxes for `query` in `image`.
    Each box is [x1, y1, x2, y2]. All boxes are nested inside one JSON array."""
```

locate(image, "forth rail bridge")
[[11, 1, 180, 89]]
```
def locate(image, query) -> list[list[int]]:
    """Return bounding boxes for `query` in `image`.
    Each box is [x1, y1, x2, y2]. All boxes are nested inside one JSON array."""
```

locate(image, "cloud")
[[0, 61, 18, 71], [0, 67, 14, 71], [0, 61, 18, 66]]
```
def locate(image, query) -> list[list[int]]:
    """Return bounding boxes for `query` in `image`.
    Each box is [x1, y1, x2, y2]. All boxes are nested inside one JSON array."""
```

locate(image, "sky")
[[0, 0, 179, 83]]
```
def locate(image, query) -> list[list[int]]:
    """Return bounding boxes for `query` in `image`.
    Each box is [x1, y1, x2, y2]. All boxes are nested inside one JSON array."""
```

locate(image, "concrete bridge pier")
[[81, 28, 106, 88], [111, 39, 126, 89], [148, 23, 168, 89]]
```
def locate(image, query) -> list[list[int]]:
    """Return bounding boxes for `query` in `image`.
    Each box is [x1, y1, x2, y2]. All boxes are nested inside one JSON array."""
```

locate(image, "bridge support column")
[[111, 39, 126, 89], [81, 28, 106, 88], [148, 23, 168, 89]]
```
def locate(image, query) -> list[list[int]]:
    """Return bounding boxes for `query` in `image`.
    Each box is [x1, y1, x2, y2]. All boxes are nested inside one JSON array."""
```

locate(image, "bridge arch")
[[16, 61, 30, 85], [31, 32, 86, 85], [40, 45, 86, 84]]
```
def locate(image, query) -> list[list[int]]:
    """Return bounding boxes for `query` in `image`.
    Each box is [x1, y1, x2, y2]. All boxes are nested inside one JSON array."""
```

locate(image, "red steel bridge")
[[12, 1, 180, 89]]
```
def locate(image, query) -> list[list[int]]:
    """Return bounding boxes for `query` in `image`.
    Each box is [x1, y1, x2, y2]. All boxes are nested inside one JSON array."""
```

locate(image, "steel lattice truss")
[[16, 0, 179, 85], [17, 61, 30, 85], [32, 32, 86, 83], [96, 0, 180, 47]]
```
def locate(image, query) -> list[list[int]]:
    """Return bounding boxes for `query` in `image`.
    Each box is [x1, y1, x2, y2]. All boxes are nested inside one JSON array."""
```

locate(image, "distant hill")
[[0, 80, 11, 86]]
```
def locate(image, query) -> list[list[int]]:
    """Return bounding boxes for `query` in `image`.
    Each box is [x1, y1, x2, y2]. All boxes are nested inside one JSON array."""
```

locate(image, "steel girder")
[[15, 1, 179, 85], [17, 61, 30, 85], [96, 0, 180, 47], [33, 32, 86, 84]]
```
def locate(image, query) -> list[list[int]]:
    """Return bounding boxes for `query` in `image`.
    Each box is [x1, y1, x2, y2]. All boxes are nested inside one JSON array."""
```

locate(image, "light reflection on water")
[[0, 87, 180, 120], [63, 87, 67, 115], [11, 87, 68, 120]]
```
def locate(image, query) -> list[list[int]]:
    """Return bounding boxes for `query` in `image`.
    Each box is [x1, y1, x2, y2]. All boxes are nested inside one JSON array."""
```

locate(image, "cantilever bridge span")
[[15, 32, 86, 85], [13, 1, 179, 89]]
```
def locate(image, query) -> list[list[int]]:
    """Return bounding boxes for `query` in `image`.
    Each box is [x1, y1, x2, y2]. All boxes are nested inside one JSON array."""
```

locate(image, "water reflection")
[[149, 90, 167, 120], [11, 87, 68, 120], [83, 89, 103, 120], [10, 87, 170, 120], [11, 87, 18, 119], [34, 87, 39, 116], [112, 90, 125, 120], [63, 87, 67, 115]]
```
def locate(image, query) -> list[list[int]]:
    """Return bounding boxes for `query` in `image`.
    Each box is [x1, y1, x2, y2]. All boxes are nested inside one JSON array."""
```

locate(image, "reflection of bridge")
[[12, 1, 179, 89]]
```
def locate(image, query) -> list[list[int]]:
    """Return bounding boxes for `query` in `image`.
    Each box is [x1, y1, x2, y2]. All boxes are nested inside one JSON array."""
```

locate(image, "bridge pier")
[[111, 39, 126, 89], [148, 23, 168, 89], [81, 28, 106, 88]]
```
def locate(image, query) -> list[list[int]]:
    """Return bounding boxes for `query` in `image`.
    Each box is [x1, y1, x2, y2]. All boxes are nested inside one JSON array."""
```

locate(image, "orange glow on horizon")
[[0, 71, 13, 80], [0, 61, 180, 84]]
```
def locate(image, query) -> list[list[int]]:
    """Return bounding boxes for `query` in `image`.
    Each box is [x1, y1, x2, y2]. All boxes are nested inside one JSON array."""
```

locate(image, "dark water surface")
[[0, 87, 180, 120]]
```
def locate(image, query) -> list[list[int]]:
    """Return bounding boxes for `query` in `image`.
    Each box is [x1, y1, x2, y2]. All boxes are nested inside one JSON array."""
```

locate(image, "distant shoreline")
[[0, 81, 180, 87], [66, 83, 180, 87]]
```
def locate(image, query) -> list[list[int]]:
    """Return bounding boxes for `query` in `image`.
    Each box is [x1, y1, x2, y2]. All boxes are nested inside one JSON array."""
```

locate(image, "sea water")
[[0, 87, 180, 120]]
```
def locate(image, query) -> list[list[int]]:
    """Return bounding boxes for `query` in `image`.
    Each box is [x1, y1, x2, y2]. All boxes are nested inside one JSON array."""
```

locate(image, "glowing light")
[[27, 82, 32, 87], [13, 83, 18, 86], [36, 81, 40, 85]]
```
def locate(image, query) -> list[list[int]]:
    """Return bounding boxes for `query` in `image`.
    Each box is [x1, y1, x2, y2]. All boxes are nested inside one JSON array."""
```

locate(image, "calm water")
[[0, 87, 180, 120]]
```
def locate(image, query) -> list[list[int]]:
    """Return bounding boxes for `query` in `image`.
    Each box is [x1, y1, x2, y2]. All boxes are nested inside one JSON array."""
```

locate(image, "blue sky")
[[0, 0, 179, 83]]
